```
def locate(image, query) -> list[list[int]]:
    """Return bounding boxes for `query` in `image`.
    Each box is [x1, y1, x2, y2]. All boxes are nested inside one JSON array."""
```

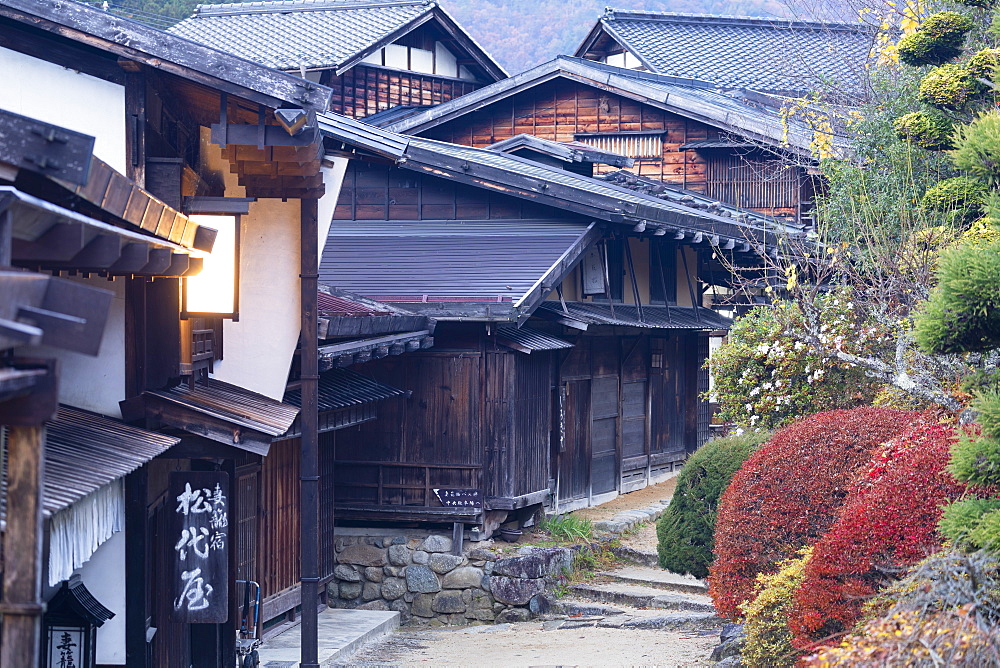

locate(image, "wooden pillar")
[[124, 467, 148, 667], [299, 198, 320, 668], [0, 424, 45, 667]]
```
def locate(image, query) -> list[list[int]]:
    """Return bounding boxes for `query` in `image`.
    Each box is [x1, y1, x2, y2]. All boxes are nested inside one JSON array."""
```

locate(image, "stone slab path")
[[258, 608, 399, 667]]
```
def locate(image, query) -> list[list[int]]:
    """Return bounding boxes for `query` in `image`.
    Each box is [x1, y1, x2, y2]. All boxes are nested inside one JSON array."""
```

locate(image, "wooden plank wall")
[[422, 79, 807, 218], [333, 161, 572, 221], [512, 352, 553, 498], [325, 65, 481, 119], [258, 438, 300, 602]]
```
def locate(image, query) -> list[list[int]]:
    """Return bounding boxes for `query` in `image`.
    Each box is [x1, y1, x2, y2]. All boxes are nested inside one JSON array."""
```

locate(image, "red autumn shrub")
[[788, 420, 965, 648], [708, 407, 921, 620]]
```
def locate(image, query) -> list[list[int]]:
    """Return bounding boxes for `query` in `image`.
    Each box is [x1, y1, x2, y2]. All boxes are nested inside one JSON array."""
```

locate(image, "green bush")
[[740, 547, 811, 668], [914, 240, 1000, 355], [920, 176, 987, 225], [951, 113, 1000, 186], [918, 64, 978, 109], [898, 12, 975, 67], [955, 0, 996, 9], [968, 48, 1000, 82], [656, 431, 769, 578], [948, 430, 1000, 488], [940, 498, 1000, 544], [894, 111, 956, 150]]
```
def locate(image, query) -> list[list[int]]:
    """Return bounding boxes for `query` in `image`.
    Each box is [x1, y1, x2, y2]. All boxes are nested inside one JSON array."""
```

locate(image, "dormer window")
[[603, 49, 643, 70], [361, 40, 477, 81]]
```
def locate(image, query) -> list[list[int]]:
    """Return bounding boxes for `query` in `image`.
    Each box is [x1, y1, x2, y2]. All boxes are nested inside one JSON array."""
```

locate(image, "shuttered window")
[[706, 154, 799, 209], [575, 132, 663, 158]]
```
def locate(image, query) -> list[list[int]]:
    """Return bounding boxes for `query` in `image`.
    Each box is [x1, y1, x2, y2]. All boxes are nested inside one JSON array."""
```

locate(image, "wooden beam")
[[0, 424, 45, 668]]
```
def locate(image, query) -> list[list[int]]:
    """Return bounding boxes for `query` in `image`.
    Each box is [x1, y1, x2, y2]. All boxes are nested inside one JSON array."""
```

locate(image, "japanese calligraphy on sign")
[[45, 626, 83, 668], [433, 488, 482, 509], [169, 471, 229, 623]]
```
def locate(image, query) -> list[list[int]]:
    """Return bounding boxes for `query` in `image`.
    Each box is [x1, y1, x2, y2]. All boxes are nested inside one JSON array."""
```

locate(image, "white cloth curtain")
[[47, 479, 124, 586]]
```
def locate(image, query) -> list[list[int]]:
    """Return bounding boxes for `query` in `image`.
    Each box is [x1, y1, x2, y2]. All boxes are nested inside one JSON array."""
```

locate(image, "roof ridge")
[[601, 7, 869, 32], [192, 0, 432, 17]]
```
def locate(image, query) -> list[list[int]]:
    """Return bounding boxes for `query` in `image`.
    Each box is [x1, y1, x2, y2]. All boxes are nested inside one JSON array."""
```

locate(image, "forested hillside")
[[115, 0, 789, 73]]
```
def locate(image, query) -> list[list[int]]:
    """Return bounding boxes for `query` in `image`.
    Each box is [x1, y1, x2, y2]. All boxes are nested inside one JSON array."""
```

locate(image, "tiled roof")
[[580, 10, 874, 97], [381, 57, 849, 158], [169, 0, 505, 78]]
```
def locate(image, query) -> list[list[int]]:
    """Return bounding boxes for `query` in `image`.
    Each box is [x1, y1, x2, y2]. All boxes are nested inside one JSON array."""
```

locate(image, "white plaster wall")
[[77, 530, 126, 665], [17, 276, 126, 418], [318, 159, 348, 254], [200, 134, 348, 400], [0, 46, 126, 173]]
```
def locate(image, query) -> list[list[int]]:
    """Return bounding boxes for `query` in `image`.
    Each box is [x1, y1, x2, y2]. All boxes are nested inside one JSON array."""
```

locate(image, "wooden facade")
[[322, 152, 719, 527], [418, 78, 815, 221], [323, 64, 482, 119]]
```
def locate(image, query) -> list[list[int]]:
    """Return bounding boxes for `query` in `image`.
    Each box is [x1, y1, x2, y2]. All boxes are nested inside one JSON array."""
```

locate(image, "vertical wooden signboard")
[[169, 471, 229, 623]]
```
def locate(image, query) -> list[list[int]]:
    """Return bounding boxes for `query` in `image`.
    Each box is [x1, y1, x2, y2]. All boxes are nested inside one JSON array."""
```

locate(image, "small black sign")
[[169, 471, 229, 624], [433, 488, 482, 509]]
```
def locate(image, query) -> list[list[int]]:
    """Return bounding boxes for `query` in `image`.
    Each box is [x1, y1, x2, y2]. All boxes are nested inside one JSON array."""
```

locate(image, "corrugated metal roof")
[[284, 367, 408, 412], [1, 406, 180, 518], [320, 219, 595, 305], [318, 291, 391, 316], [404, 137, 798, 241], [146, 379, 299, 437], [583, 10, 874, 96], [488, 134, 634, 168], [538, 301, 732, 330], [363, 104, 435, 128], [496, 326, 574, 352], [318, 112, 410, 159], [170, 0, 433, 71]]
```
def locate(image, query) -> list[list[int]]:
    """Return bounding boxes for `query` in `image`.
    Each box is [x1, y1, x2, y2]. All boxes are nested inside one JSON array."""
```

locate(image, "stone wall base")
[[327, 533, 573, 626]]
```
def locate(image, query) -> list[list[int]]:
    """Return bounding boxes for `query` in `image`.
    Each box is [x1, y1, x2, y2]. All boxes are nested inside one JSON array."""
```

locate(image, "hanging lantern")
[[42, 574, 114, 668]]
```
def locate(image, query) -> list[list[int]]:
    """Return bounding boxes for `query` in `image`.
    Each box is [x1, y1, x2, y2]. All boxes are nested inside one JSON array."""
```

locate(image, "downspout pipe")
[[300, 198, 320, 668]]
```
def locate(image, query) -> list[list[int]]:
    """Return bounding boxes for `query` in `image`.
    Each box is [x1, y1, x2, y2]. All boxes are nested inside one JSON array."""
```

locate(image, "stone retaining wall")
[[327, 533, 573, 626]]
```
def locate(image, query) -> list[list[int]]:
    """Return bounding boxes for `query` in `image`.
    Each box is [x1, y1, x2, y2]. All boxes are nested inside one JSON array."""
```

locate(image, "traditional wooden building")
[[574, 9, 874, 101], [169, 0, 507, 119], [0, 0, 371, 664], [376, 57, 846, 226], [316, 117, 795, 526]]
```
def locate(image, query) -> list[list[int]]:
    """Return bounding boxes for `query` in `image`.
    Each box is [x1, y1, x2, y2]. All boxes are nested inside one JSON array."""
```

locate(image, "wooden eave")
[[0, 0, 332, 111]]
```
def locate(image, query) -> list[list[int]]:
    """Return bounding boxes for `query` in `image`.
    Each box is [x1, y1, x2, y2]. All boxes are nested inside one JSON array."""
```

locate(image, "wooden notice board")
[[170, 471, 229, 623]]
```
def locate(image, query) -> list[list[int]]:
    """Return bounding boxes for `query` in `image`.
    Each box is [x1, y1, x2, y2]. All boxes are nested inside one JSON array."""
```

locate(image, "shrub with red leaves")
[[708, 407, 921, 620], [787, 420, 965, 648]]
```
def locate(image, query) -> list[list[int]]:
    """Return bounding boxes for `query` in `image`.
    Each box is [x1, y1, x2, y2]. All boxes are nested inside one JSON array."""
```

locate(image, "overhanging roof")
[[319, 219, 600, 320], [575, 9, 874, 97], [377, 56, 846, 157], [0, 0, 332, 111], [0, 405, 180, 519], [282, 367, 409, 437], [537, 301, 732, 331], [318, 286, 433, 337], [170, 0, 506, 80], [141, 379, 300, 456], [3, 187, 205, 278], [496, 325, 574, 353]]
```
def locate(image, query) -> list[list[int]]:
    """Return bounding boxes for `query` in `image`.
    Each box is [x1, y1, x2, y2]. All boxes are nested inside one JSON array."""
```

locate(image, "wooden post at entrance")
[[0, 424, 46, 667]]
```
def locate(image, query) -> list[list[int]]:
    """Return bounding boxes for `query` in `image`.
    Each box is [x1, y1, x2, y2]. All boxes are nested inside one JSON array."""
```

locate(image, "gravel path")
[[334, 622, 717, 667]]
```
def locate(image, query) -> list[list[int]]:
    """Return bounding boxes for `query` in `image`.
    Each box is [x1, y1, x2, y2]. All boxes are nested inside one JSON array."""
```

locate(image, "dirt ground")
[[571, 475, 679, 522], [337, 622, 718, 667]]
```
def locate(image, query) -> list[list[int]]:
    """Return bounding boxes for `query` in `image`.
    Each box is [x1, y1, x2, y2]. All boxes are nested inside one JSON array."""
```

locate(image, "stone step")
[[568, 581, 715, 613], [609, 544, 659, 568], [257, 608, 399, 667], [597, 565, 708, 596], [543, 604, 723, 633]]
